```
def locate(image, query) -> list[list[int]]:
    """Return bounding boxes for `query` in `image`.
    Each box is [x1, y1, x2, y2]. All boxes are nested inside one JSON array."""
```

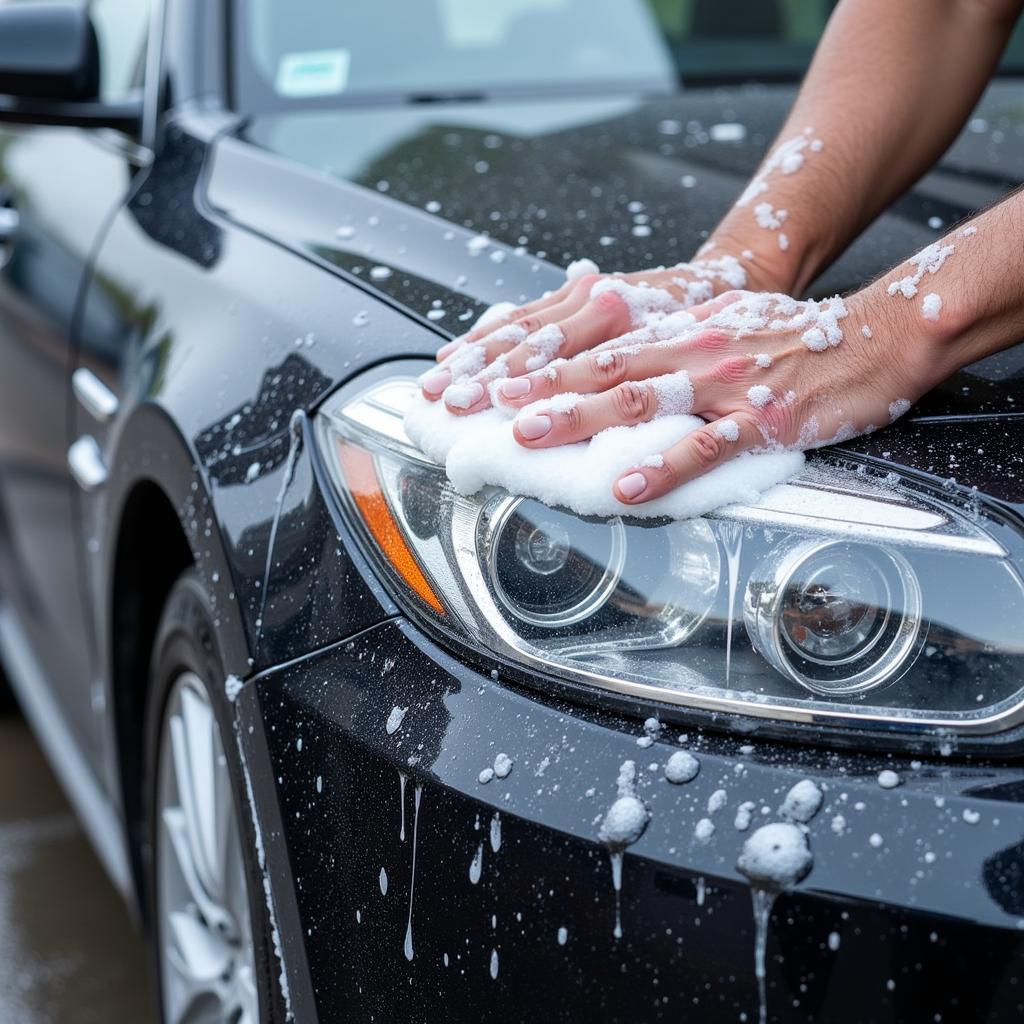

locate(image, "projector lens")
[[489, 498, 626, 628], [745, 540, 924, 695]]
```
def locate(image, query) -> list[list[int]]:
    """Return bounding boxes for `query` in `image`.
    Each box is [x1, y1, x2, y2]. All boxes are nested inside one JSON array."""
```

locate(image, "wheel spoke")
[[158, 673, 261, 1024], [180, 686, 222, 899], [163, 806, 235, 938]]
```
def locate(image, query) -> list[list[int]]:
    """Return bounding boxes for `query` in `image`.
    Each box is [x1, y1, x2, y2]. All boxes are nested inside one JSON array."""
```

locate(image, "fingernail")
[[444, 381, 484, 409], [421, 369, 451, 396], [436, 339, 461, 360], [517, 414, 552, 440], [500, 377, 532, 399], [617, 472, 648, 500]]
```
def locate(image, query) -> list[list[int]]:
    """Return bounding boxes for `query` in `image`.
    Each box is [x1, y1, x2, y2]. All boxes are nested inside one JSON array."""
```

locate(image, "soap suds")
[[753, 353, 772, 368], [888, 399, 911, 422], [664, 751, 700, 784], [780, 779, 823, 823], [386, 706, 407, 735], [404, 393, 803, 521], [921, 293, 942, 321], [590, 278, 680, 326], [566, 257, 600, 281], [887, 242, 955, 299], [747, 385, 773, 408], [694, 818, 715, 841], [524, 324, 566, 372], [493, 753, 514, 779], [650, 371, 694, 416], [738, 823, 813, 890], [714, 419, 741, 442], [877, 770, 901, 789], [598, 761, 649, 939]]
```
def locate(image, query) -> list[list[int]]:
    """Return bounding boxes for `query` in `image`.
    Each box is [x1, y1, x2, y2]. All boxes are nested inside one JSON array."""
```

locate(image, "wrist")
[[706, 199, 841, 297], [700, 219, 805, 296], [849, 279, 959, 396]]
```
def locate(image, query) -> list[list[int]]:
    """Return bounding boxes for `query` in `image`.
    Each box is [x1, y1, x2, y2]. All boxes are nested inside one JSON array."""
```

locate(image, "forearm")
[[864, 189, 1024, 392], [707, 0, 1023, 294]]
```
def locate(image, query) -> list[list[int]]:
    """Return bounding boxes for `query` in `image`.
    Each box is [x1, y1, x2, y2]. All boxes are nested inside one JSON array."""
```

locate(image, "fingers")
[[434, 282, 631, 415], [685, 289, 752, 324], [422, 279, 601, 404], [512, 368, 706, 448], [436, 272, 601, 361], [495, 327, 738, 408], [495, 287, 633, 381], [613, 413, 762, 505]]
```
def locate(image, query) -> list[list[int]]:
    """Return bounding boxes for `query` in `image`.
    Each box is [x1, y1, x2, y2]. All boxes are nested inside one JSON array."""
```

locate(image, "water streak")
[[403, 783, 422, 961], [469, 843, 483, 884], [254, 411, 304, 658], [751, 888, 778, 1024], [721, 524, 743, 684], [399, 772, 407, 842], [379, 867, 388, 895], [610, 850, 624, 939]]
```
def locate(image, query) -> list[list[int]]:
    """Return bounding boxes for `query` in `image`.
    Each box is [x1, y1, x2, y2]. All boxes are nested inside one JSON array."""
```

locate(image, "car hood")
[[207, 82, 1024, 498]]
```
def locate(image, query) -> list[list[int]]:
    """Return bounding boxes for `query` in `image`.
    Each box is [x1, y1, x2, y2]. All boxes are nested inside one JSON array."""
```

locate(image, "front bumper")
[[242, 617, 1024, 1023]]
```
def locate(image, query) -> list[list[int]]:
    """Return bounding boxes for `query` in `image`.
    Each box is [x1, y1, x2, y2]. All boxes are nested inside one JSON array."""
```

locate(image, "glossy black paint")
[[0, 0, 1022, 1019], [254, 620, 1024, 1023]]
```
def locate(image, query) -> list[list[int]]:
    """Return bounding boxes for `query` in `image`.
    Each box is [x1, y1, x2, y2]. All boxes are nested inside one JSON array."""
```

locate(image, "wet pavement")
[[0, 707, 153, 1024]]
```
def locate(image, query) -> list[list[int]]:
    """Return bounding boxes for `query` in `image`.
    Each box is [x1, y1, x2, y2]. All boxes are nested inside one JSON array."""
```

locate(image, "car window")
[[233, 0, 675, 108], [233, 0, 1024, 110], [649, 0, 1024, 79], [89, 0, 150, 99]]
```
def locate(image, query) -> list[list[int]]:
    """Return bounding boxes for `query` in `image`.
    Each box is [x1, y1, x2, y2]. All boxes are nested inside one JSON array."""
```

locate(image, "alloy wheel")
[[156, 671, 259, 1024]]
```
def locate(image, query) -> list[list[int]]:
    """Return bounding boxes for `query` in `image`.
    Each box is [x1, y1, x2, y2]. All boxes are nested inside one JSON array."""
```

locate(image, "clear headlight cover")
[[316, 368, 1024, 737]]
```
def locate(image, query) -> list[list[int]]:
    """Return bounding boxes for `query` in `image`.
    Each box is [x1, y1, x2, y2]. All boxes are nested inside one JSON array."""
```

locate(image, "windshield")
[[232, 0, 675, 108], [233, 0, 1024, 110]]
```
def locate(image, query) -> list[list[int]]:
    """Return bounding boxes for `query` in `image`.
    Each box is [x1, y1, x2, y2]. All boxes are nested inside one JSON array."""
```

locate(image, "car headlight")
[[315, 362, 1024, 741]]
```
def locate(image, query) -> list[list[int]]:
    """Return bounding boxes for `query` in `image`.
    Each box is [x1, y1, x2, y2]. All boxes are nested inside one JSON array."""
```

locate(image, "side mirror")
[[0, 3, 141, 134]]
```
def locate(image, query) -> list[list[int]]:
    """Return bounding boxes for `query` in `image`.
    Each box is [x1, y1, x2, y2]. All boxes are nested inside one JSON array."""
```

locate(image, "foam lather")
[[403, 394, 804, 520]]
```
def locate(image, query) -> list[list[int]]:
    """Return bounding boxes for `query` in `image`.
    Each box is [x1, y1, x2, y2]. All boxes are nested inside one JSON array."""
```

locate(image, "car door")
[[0, 0, 150, 769]]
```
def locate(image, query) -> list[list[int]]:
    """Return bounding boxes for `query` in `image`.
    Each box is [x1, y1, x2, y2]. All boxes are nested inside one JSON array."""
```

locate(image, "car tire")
[[144, 568, 284, 1024]]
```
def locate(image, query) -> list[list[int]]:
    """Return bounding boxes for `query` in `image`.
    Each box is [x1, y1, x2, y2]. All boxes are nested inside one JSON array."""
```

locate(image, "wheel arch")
[[105, 402, 253, 919]]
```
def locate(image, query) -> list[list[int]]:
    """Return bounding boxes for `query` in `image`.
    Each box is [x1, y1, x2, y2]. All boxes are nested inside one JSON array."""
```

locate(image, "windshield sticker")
[[276, 49, 351, 98]]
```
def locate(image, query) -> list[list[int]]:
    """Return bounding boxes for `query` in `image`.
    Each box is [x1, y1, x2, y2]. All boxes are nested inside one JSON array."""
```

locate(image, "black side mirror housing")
[[0, 3, 141, 135], [0, 2, 100, 101]]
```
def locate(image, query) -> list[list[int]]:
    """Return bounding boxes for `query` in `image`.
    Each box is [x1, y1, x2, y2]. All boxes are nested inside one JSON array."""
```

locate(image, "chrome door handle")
[[0, 205, 18, 242], [72, 368, 119, 422], [68, 436, 108, 492]]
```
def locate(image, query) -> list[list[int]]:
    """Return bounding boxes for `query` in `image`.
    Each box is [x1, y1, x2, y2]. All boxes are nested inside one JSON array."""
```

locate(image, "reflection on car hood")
[[232, 81, 1024, 433]]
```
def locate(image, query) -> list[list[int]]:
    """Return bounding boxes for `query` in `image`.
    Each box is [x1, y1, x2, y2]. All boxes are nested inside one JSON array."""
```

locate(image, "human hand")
[[490, 284, 938, 506], [419, 248, 788, 415]]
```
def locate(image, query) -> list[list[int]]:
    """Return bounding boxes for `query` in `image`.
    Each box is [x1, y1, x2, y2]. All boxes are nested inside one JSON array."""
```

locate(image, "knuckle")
[[572, 272, 603, 295], [611, 381, 654, 422], [561, 403, 584, 434], [691, 427, 729, 469], [515, 314, 543, 336], [652, 457, 680, 491], [591, 288, 627, 318], [693, 329, 730, 354], [753, 400, 796, 443], [588, 350, 629, 387], [710, 356, 749, 385]]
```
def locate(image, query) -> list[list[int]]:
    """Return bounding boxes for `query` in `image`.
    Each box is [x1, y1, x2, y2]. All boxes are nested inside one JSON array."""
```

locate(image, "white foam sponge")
[[404, 395, 803, 520]]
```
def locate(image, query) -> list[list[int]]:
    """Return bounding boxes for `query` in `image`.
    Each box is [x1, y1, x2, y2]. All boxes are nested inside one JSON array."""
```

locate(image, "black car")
[[2, 2, 1024, 1022]]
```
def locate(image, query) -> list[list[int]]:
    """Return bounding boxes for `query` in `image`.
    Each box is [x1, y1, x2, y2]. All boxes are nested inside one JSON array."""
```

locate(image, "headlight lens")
[[316, 365, 1024, 738], [745, 540, 923, 696]]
